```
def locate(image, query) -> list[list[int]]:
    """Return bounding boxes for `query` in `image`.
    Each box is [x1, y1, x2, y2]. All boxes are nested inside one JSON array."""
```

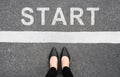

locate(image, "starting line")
[[0, 31, 120, 43]]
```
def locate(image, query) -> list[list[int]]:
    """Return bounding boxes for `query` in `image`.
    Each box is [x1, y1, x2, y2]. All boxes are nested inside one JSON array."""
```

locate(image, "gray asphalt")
[[0, 0, 120, 31], [0, 0, 120, 77]]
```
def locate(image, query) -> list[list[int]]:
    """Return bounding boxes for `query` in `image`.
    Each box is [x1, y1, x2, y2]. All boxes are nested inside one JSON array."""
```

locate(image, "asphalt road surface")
[[0, 0, 120, 77]]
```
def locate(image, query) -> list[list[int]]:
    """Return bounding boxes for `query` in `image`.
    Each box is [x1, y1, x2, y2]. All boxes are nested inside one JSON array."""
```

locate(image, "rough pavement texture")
[[0, 0, 120, 31], [0, 43, 120, 77], [0, 0, 120, 77]]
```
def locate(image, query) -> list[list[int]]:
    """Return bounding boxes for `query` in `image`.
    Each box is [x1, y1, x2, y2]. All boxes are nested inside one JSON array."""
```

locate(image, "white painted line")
[[0, 31, 120, 43]]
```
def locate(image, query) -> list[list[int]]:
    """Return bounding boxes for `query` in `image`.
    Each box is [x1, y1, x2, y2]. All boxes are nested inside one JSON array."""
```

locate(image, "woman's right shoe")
[[60, 47, 70, 60], [60, 47, 71, 69]]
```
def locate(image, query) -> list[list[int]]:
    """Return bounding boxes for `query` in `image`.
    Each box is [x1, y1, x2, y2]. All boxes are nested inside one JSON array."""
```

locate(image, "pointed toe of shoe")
[[49, 47, 58, 60], [61, 47, 70, 60]]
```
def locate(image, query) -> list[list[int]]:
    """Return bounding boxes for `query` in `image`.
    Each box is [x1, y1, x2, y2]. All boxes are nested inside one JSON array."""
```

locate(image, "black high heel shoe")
[[60, 47, 70, 60], [49, 47, 59, 68]]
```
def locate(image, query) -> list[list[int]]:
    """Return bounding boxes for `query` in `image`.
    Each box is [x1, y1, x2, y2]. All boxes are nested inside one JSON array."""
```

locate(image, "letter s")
[[21, 7, 34, 26]]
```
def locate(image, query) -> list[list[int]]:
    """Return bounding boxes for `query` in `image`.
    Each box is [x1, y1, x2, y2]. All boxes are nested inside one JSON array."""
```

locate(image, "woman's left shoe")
[[49, 47, 59, 70]]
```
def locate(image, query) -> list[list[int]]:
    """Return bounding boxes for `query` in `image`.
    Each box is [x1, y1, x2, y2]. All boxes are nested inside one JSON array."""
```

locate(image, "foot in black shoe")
[[49, 47, 58, 70], [61, 47, 70, 69]]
